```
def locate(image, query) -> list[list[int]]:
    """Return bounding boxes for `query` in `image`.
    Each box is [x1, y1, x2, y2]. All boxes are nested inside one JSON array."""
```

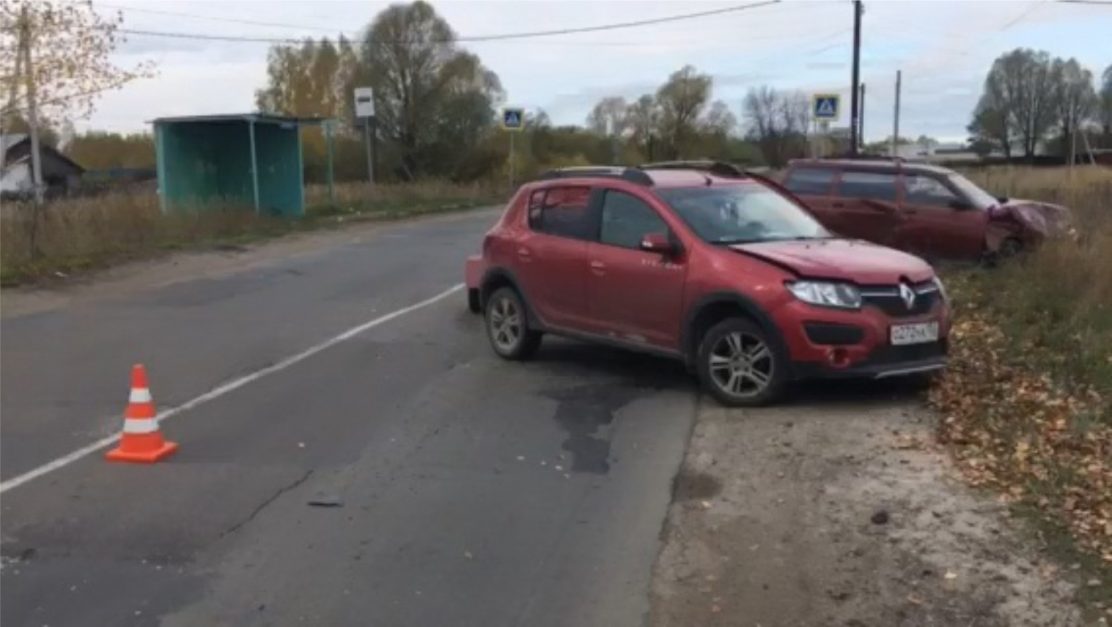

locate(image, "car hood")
[[730, 239, 935, 284], [993, 199, 1073, 237]]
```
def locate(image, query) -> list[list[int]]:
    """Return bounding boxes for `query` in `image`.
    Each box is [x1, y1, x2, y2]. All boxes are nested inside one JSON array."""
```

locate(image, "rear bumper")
[[465, 255, 484, 291]]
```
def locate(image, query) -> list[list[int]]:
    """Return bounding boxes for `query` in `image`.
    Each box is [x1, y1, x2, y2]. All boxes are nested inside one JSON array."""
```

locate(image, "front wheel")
[[696, 318, 786, 407], [485, 287, 542, 360]]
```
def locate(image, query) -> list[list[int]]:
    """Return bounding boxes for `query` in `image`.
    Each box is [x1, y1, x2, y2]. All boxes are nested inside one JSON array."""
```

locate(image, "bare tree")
[[981, 49, 1058, 159], [968, 94, 1011, 158], [624, 94, 658, 156], [701, 100, 736, 136], [655, 65, 711, 159], [743, 86, 808, 167], [1051, 58, 1097, 163], [586, 96, 628, 136], [1100, 64, 1112, 143]]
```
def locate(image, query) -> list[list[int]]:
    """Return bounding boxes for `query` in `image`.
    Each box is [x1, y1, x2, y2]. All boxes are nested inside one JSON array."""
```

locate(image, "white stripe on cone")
[[129, 388, 152, 403], [123, 418, 159, 434]]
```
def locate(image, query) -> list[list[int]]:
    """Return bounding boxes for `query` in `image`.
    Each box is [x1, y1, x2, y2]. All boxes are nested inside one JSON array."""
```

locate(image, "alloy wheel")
[[489, 295, 522, 352], [707, 331, 774, 399]]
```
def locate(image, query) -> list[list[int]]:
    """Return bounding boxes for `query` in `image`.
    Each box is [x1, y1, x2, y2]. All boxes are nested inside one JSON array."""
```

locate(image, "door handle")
[[517, 247, 532, 258], [589, 260, 606, 274]]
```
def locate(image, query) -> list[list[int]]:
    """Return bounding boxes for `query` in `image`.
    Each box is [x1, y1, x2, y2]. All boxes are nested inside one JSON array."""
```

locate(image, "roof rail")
[[538, 166, 653, 186], [640, 160, 745, 178], [830, 153, 907, 163]]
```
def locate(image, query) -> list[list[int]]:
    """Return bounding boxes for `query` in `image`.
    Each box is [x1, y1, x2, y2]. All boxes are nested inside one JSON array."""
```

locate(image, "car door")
[[514, 185, 596, 330], [782, 166, 840, 229], [830, 169, 904, 246], [585, 188, 687, 351], [896, 173, 988, 260]]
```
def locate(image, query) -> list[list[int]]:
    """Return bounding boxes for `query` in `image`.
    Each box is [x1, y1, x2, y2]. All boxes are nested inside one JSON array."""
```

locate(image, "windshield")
[[656, 184, 830, 244], [947, 174, 998, 209]]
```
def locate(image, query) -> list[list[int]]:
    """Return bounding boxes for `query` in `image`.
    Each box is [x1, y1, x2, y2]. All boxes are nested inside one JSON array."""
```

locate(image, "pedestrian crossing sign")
[[502, 108, 525, 131], [812, 94, 839, 120]]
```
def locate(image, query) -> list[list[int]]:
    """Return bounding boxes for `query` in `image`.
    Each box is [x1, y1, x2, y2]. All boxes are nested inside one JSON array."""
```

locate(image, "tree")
[[655, 65, 712, 159], [255, 37, 359, 123], [624, 94, 658, 157], [65, 131, 154, 169], [743, 85, 809, 167], [1, 0, 152, 204], [0, 1, 152, 124], [1099, 64, 1112, 144], [979, 49, 1058, 159], [359, 1, 502, 179], [968, 93, 1011, 158], [586, 96, 627, 136], [1051, 58, 1097, 162], [701, 100, 736, 136]]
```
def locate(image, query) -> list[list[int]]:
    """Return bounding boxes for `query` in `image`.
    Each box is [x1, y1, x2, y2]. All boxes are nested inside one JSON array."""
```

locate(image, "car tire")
[[696, 317, 786, 407], [485, 287, 542, 360]]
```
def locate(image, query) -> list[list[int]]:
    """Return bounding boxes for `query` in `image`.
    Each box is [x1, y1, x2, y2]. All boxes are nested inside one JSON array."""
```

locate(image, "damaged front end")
[[984, 200, 1075, 257]]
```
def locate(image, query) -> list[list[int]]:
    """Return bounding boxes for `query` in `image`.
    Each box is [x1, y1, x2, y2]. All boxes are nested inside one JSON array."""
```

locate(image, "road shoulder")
[[650, 385, 1089, 626]]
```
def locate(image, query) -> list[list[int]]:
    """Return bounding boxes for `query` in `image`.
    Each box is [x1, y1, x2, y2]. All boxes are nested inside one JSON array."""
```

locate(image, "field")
[[0, 181, 501, 286], [931, 166, 1112, 595]]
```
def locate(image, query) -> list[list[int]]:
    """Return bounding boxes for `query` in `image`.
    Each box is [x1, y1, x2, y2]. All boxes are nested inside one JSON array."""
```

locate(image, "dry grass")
[[931, 166, 1112, 599], [0, 181, 501, 285]]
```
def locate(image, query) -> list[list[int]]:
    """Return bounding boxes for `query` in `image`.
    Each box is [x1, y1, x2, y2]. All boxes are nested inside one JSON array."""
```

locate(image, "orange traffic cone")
[[105, 364, 178, 463]]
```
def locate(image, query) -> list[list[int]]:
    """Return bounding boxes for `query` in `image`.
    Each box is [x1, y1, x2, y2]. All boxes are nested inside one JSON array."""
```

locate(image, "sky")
[[84, 0, 1112, 143]]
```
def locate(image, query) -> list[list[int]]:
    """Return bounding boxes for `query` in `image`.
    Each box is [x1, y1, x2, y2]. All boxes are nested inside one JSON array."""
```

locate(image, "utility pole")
[[891, 70, 901, 157], [849, 0, 863, 156], [20, 6, 44, 205], [859, 82, 866, 152]]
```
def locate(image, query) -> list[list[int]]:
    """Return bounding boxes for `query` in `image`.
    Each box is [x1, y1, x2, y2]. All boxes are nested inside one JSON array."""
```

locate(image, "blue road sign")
[[502, 108, 525, 131], [812, 94, 840, 120]]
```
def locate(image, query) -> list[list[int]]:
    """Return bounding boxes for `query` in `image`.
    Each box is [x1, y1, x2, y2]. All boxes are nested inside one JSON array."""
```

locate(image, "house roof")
[[150, 113, 331, 126], [1, 134, 29, 152]]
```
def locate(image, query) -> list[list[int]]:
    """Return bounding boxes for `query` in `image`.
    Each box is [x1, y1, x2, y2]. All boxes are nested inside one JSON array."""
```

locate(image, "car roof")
[[788, 158, 955, 176], [533, 165, 762, 189]]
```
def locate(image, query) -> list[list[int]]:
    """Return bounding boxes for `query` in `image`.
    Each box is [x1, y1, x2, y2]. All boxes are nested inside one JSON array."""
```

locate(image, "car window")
[[657, 183, 828, 244], [529, 186, 594, 240], [836, 171, 898, 202], [783, 167, 836, 195], [599, 190, 668, 250], [904, 174, 959, 209]]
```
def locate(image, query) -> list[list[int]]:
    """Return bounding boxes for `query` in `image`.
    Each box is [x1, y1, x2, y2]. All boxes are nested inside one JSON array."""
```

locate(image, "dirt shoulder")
[[0, 207, 500, 319], [651, 381, 1100, 627]]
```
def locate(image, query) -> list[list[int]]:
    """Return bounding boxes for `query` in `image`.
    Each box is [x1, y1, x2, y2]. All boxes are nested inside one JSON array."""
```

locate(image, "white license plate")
[[890, 321, 939, 346]]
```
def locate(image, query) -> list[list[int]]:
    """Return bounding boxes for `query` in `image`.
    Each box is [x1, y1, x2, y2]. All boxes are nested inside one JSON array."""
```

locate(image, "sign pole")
[[363, 121, 374, 186], [892, 70, 901, 157], [509, 131, 515, 190], [325, 121, 335, 205]]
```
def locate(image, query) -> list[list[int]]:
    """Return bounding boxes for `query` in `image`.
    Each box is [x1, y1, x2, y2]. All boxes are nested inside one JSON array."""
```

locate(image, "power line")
[[88, 1, 349, 34], [1058, 0, 1112, 5], [117, 0, 781, 45]]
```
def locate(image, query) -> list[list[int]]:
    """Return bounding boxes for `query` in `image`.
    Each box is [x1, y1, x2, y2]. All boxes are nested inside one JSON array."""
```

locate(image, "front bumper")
[[775, 295, 951, 381]]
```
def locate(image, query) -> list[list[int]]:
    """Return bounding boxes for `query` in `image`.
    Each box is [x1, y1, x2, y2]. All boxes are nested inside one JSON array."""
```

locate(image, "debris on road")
[[871, 510, 890, 525], [307, 495, 343, 508]]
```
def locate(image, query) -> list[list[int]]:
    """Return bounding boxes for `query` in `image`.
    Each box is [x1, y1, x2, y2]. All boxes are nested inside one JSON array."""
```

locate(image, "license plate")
[[890, 321, 939, 345]]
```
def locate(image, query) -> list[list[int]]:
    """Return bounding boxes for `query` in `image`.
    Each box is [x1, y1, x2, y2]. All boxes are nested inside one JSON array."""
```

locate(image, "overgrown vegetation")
[[0, 182, 499, 286], [930, 167, 1112, 601]]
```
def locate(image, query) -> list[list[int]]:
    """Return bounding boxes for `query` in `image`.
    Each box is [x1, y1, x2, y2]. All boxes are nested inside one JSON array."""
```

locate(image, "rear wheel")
[[697, 317, 786, 407], [485, 287, 542, 360]]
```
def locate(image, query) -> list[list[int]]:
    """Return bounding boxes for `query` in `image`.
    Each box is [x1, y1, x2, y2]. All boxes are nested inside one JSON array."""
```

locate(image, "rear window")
[[836, 171, 898, 202], [528, 186, 594, 240], [784, 167, 835, 195]]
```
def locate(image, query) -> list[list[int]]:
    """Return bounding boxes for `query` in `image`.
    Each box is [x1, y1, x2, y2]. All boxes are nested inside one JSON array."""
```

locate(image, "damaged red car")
[[782, 158, 1073, 261]]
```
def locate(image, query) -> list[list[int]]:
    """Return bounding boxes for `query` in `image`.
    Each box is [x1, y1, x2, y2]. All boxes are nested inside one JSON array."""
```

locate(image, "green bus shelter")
[[152, 113, 332, 216]]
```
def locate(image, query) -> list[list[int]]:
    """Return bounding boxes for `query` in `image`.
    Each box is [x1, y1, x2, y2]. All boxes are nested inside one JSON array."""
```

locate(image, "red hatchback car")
[[782, 158, 1073, 261], [465, 162, 950, 406]]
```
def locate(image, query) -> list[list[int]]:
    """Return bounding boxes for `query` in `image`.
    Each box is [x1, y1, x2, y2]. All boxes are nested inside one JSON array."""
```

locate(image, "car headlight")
[[786, 281, 862, 309], [933, 276, 948, 302]]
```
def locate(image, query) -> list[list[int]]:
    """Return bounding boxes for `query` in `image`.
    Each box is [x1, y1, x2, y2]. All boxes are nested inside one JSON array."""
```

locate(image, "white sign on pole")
[[354, 87, 375, 118]]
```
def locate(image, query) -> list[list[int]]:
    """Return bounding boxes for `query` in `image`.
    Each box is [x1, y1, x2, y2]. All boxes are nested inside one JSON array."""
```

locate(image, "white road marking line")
[[0, 283, 465, 494]]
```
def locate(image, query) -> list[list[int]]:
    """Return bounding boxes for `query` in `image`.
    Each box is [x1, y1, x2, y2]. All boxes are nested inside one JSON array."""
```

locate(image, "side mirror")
[[996, 196, 1008, 204], [640, 232, 674, 254], [949, 199, 973, 211]]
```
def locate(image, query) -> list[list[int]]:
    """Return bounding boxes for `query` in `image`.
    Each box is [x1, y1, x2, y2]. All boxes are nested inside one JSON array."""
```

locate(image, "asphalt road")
[[0, 210, 697, 627]]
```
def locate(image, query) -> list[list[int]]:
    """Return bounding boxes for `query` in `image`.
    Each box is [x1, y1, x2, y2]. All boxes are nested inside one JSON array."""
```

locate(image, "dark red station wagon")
[[783, 158, 1073, 261], [466, 162, 951, 406]]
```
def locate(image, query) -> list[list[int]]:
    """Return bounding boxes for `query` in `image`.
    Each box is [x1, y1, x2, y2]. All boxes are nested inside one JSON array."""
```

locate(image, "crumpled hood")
[[993, 199, 1073, 237], [730, 239, 935, 284]]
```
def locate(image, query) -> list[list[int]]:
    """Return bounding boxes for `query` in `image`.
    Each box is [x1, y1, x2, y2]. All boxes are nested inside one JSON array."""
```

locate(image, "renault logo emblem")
[[899, 282, 917, 310]]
